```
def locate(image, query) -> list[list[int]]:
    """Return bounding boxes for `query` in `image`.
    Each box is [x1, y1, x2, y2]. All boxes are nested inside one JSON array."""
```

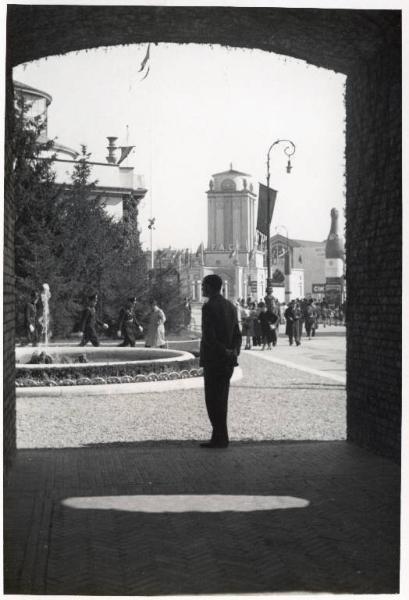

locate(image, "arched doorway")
[[4, 6, 401, 468]]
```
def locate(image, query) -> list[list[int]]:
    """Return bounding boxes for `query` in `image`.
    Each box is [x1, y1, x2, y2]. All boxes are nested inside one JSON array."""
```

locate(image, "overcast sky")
[[14, 42, 346, 252]]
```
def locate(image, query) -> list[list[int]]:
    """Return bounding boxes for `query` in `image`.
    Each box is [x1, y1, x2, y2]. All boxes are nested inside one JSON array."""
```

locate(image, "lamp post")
[[266, 139, 296, 291], [275, 224, 291, 303], [148, 217, 156, 270]]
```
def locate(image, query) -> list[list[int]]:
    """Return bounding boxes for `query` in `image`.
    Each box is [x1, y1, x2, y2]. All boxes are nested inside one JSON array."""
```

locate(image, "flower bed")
[[16, 365, 203, 388]]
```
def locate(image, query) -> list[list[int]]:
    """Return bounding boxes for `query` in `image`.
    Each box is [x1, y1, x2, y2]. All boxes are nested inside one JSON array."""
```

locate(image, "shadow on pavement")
[[4, 440, 400, 596]]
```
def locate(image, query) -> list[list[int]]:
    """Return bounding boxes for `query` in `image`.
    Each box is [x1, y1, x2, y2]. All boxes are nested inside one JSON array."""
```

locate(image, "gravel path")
[[17, 352, 346, 448]]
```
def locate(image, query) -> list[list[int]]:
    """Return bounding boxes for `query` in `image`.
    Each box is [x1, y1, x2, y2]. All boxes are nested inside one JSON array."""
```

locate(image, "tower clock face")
[[221, 178, 236, 191]]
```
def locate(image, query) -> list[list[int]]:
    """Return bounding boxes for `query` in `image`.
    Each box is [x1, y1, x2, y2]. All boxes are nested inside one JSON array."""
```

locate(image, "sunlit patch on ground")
[[62, 494, 310, 512]]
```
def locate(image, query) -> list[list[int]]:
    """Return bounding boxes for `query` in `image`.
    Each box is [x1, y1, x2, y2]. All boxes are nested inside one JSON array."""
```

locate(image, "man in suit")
[[79, 293, 108, 347], [199, 274, 242, 448]]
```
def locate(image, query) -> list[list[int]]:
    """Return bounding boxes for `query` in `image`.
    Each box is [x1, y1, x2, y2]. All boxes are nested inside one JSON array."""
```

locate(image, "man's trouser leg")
[[82, 328, 100, 347], [204, 365, 233, 445]]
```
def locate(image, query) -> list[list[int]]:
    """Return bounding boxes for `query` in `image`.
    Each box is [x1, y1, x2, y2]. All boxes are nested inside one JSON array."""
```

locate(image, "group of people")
[[23, 290, 168, 349], [80, 293, 167, 348], [236, 294, 281, 351], [232, 293, 341, 349]]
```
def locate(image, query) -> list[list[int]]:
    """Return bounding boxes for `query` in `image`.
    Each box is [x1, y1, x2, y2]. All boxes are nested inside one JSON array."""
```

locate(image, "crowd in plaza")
[[235, 292, 346, 350]]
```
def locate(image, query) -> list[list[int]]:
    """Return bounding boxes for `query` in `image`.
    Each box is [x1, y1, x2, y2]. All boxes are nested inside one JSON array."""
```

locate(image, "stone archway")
[[4, 6, 401, 468]]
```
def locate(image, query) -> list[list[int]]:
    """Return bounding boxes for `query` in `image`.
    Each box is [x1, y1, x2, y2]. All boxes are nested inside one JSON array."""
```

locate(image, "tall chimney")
[[106, 136, 118, 164]]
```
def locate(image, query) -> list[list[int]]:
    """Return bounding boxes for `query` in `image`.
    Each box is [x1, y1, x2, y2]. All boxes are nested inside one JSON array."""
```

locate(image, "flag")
[[139, 43, 151, 73], [256, 183, 277, 237], [117, 146, 134, 165], [139, 43, 151, 81]]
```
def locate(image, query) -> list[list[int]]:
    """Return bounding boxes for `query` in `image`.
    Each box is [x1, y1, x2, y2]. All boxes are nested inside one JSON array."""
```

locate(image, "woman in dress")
[[145, 299, 166, 348], [246, 302, 258, 350]]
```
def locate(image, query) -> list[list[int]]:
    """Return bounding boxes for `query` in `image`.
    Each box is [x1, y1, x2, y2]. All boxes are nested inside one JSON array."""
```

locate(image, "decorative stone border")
[[16, 367, 203, 388]]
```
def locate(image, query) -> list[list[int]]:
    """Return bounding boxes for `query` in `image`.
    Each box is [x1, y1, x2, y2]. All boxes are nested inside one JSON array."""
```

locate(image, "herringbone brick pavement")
[[4, 440, 400, 595]]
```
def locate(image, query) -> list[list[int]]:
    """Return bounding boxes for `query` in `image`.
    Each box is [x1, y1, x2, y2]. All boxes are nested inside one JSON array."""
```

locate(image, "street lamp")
[[266, 139, 295, 291], [147, 217, 156, 270], [275, 224, 291, 303]]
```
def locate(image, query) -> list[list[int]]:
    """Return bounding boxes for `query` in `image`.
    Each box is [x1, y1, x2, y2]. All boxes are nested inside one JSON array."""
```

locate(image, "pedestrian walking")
[[145, 299, 166, 348], [24, 290, 40, 346], [117, 297, 143, 347], [199, 274, 242, 448], [284, 300, 302, 346], [79, 293, 108, 347], [321, 302, 329, 327], [240, 300, 251, 350], [252, 301, 264, 347], [303, 298, 316, 340], [183, 297, 192, 329], [245, 302, 258, 350], [258, 302, 279, 350]]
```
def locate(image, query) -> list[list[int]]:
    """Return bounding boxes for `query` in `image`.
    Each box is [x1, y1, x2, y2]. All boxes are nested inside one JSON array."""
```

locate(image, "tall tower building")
[[207, 165, 256, 253], [325, 208, 345, 305], [198, 165, 266, 299]]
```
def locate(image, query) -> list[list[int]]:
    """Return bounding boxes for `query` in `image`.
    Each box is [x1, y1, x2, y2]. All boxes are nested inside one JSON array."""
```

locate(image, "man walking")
[[79, 293, 108, 347], [117, 297, 143, 347], [199, 274, 242, 448]]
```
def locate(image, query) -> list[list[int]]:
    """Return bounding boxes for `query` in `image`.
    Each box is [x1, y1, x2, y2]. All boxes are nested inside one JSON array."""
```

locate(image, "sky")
[[13, 42, 346, 252]]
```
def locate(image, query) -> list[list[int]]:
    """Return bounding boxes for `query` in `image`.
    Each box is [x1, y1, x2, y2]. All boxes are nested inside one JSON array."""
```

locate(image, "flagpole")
[[265, 139, 296, 292]]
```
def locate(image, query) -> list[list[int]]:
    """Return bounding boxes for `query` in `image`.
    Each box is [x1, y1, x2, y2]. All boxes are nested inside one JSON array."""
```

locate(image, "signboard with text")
[[312, 283, 325, 294], [325, 283, 342, 306]]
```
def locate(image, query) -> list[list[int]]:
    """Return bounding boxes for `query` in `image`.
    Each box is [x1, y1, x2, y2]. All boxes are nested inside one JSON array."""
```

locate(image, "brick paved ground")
[[6, 333, 401, 595], [5, 441, 400, 595]]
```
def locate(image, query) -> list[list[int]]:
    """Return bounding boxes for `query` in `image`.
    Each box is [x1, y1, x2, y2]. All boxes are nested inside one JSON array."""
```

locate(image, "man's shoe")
[[200, 441, 228, 449]]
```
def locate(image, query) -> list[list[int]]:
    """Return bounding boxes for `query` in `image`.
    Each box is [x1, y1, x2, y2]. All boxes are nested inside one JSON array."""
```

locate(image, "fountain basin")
[[16, 345, 199, 387]]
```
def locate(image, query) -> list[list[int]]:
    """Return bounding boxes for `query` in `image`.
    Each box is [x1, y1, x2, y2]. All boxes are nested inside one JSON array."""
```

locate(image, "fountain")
[[16, 283, 200, 387], [40, 283, 51, 349]]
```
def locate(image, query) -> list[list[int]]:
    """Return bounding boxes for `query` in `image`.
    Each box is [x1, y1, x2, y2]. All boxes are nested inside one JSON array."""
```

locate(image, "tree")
[[14, 100, 148, 339], [13, 95, 62, 336]]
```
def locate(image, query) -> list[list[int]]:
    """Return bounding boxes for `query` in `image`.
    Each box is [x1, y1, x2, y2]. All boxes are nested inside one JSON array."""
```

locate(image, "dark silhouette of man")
[[79, 293, 108, 347], [117, 297, 143, 347], [199, 274, 242, 448]]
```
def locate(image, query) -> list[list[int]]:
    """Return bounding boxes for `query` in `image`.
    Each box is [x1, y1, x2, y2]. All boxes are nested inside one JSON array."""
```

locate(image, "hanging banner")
[[256, 183, 277, 237]]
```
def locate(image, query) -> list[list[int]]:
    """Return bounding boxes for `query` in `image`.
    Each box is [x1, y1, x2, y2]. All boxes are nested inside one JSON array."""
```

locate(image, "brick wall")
[[4, 7, 402, 467], [345, 43, 401, 462], [4, 68, 16, 473]]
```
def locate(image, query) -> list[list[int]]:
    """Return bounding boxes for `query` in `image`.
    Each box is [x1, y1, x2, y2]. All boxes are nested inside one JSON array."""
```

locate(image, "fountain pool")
[[16, 345, 200, 387]]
